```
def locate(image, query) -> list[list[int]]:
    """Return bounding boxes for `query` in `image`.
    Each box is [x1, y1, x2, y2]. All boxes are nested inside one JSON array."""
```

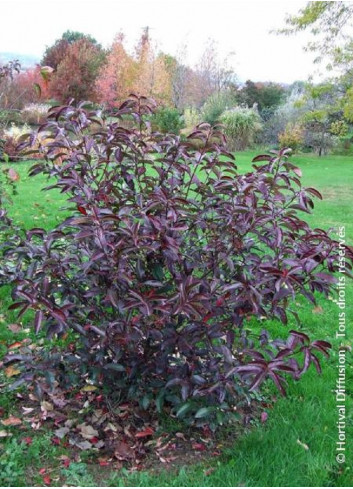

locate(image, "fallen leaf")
[[22, 407, 34, 415], [22, 437, 33, 445], [192, 442, 206, 451], [158, 455, 177, 463], [135, 426, 154, 438], [8, 341, 23, 350], [91, 409, 108, 426], [38, 468, 47, 475], [0, 430, 11, 437], [104, 422, 118, 432], [312, 305, 323, 314], [175, 432, 187, 441], [41, 401, 54, 412], [99, 460, 110, 466], [59, 455, 71, 467], [1, 415, 22, 426], [49, 395, 68, 409], [77, 423, 99, 440], [59, 455, 70, 461], [54, 427, 70, 439], [8, 168, 20, 182], [261, 411, 268, 424], [81, 385, 98, 392], [98, 456, 111, 466], [114, 441, 135, 460], [5, 366, 21, 378], [123, 424, 133, 438], [95, 440, 105, 449], [204, 468, 216, 476], [297, 439, 309, 450], [7, 324, 22, 333], [75, 440, 92, 450], [43, 475, 51, 485]]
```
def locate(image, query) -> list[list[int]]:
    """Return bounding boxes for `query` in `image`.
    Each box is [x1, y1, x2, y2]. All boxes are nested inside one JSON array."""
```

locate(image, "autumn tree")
[[3, 66, 50, 110], [48, 38, 106, 103], [41, 39, 70, 71], [42, 30, 101, 70], [132, 27, 172, 105], [96, 29, 173, 107], [95, 33, 136, 106], [0, 61, 51, 113]]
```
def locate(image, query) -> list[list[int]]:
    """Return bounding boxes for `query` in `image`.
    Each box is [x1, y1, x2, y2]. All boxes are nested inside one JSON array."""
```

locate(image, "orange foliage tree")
[[96, 28, 173, 107], [95, 33, 137, 106], [132, 28, 172, 105]]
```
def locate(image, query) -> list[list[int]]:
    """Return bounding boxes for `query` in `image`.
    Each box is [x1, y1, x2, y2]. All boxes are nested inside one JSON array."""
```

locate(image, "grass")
[[0, 151, 352, 486]]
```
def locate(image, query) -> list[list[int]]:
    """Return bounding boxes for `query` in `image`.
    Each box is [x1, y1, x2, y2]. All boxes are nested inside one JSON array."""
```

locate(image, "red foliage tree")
[[41, 39, 70, 71], [0, 66, 49, 110], [48, 38, 105, 103]]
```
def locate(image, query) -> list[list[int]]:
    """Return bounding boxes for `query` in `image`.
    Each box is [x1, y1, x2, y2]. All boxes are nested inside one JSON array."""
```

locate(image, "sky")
[[0, 0, 321, 84]]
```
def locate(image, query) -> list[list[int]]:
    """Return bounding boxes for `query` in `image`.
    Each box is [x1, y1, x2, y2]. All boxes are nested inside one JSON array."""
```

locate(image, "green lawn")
[[0, 152, 352, 487]]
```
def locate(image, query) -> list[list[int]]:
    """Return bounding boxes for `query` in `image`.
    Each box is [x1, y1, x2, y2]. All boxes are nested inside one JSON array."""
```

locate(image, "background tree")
[[279, 1, 353, 71], [95, 33, 136, 106], [0, 66, 49, 111], [132, 28, 172, 104], [42, 30, 101, 70], [261, 81, 306, 146], [41, 38, 70, 71], [165, 45, 193, 110], [277, 3, 353, 153], [96, 29, 173, 107], [0, 60, 21, 113], [48, 38, 106, 102], [201, 91, 236, 125], [237, 80, 285, 117], [190, 39, 236, 107], [298, 82, 344, 156]]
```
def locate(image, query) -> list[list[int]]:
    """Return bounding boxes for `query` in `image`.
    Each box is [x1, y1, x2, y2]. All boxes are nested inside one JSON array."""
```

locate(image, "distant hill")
[[0, 52, 40, 69]]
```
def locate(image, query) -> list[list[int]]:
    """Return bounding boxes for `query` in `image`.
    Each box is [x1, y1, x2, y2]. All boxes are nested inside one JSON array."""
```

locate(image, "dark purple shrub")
[[3, 95, 353, 425]]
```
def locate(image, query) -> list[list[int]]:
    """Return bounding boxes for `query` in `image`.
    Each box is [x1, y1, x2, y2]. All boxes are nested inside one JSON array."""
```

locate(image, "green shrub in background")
[[183, 107, 201, 130], [201, 91, 235, 126], [152, 106, 184, 134], [220, 106, 262, 150], [278, 123, 304, 153], [332, 129, 353, 155]]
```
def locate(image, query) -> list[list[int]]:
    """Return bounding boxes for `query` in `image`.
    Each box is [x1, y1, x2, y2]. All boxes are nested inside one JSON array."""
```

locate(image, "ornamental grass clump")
[[3, 95, 352, 426], [220, 106, 262, 150]]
